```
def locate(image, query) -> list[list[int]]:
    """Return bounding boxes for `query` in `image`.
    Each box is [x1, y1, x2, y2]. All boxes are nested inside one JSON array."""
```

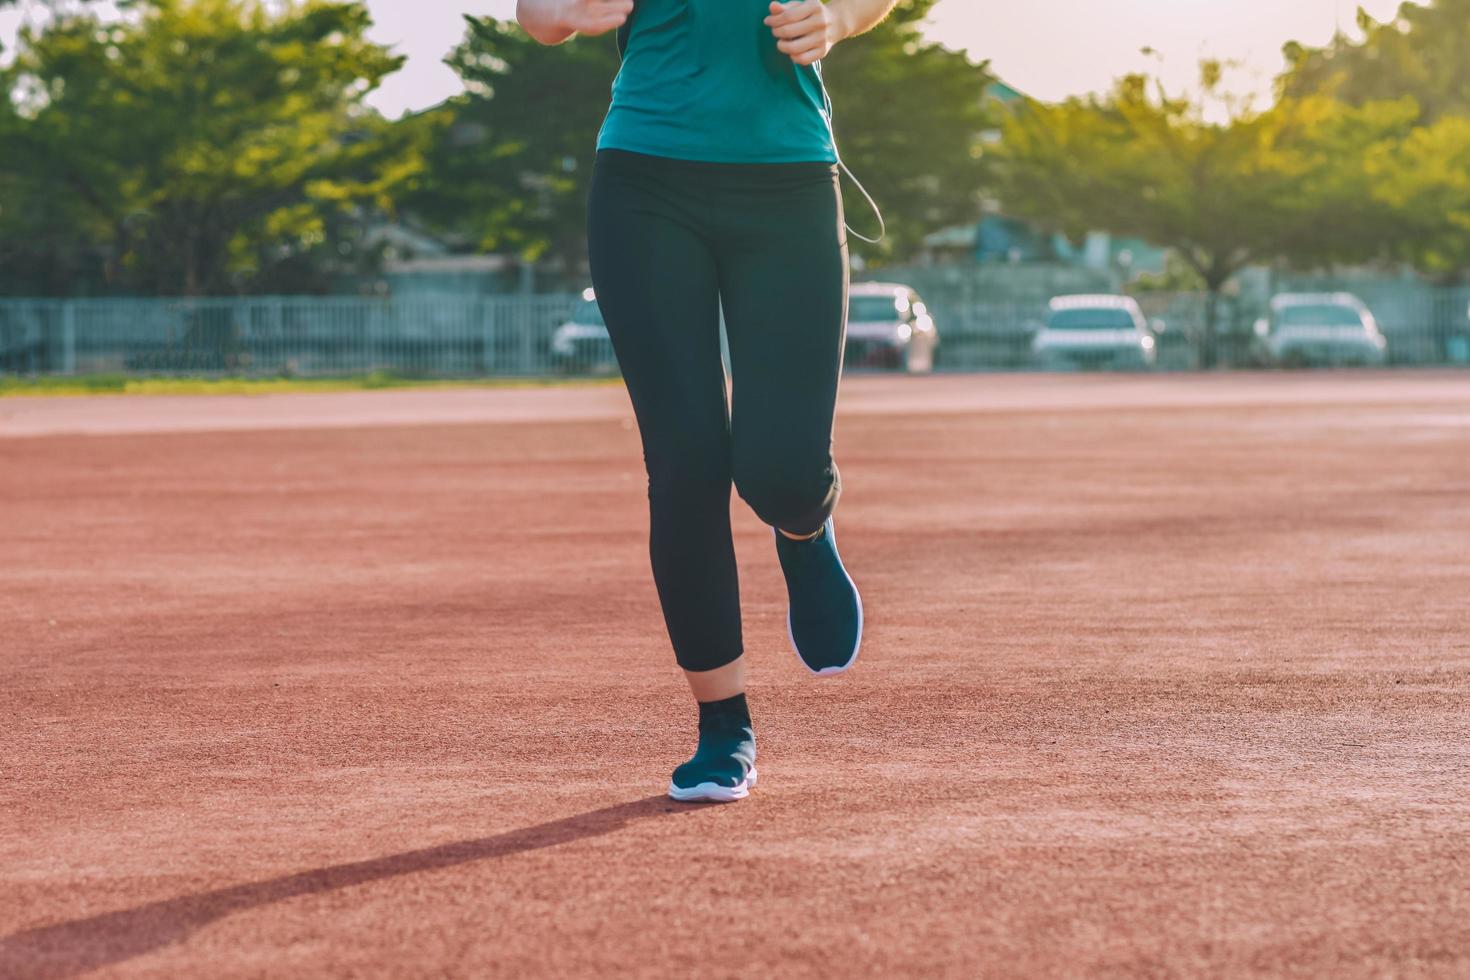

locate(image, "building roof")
[[384, 254, 515, 275], [921, 224, 981, 250], [986, 80, 1026, 104]]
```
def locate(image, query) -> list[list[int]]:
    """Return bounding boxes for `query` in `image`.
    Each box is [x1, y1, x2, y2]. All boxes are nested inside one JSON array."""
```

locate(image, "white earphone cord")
[[817, 66, 886, 246], [837, 157, 886, 245]]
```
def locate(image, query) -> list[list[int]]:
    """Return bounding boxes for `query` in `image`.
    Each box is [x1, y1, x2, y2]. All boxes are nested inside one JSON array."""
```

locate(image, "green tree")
[[1364, 114, 1470, 274], [1283, 0, 1470, 122], [402, 0, 993, 274], [400, 17, 622, 279], [0, 0, 425, 296], [1279, 0, 1470, 279], [992, 67, 1417, 366], [820, 0, 994, 260], [0, 165, 109, 296]]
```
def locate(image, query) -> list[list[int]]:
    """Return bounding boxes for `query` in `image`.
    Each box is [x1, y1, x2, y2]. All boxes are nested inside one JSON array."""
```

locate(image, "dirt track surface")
[[3, 372, 1468, 978]]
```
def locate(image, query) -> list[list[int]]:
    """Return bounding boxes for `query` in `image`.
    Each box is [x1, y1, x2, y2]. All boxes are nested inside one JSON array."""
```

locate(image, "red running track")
[[2, 372, 1468, 977]]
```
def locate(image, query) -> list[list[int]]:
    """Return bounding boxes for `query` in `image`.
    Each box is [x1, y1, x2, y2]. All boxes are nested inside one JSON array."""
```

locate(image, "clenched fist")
[[764, 0, 841, 66]]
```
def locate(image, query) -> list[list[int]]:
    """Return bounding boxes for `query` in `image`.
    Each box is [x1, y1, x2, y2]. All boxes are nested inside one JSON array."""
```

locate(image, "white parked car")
[[550, 290, 618, 375], [1253, 293, 1388, 367], [845, 282, 939, 373], [551, 288, 731, 376], [1033, 294, 1158, 370]]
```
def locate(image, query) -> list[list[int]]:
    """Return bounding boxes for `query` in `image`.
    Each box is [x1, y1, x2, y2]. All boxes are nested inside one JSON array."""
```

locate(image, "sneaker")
[[774, 516, 862, 676], [667, 714, 758, 803]]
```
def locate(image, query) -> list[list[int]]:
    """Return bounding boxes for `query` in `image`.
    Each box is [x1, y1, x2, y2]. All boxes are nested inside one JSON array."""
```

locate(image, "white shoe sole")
[[777, 520, 863, 678], [667, 766, 758, 803]]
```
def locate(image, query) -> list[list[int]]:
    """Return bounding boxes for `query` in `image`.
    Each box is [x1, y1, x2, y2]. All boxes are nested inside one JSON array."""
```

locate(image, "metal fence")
[[915, 286, 1470, 371], [2, 285, 1468, 379], [0, 295, 585, 378]]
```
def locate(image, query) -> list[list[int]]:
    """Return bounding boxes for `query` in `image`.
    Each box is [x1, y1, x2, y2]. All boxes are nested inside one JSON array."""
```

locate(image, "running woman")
[[517, 0, 896, 803]]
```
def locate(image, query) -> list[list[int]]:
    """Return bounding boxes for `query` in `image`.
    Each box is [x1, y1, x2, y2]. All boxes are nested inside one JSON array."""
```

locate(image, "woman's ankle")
[[697, 692, 751, 729]]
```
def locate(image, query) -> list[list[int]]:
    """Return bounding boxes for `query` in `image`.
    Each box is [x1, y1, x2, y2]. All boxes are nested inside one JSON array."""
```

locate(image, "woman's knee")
[[733, 460, 839, 532]]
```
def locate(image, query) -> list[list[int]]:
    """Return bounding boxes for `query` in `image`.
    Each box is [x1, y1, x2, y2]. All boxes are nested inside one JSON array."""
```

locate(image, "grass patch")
[[0, 371, 622, 398]]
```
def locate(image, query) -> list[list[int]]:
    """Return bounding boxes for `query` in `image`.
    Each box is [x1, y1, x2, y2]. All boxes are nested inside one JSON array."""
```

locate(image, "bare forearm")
[[826, 0, 899, 41]]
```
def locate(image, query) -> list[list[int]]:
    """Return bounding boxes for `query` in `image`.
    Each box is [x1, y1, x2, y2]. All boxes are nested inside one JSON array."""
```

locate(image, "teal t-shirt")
[[597, 0, 839, 164]]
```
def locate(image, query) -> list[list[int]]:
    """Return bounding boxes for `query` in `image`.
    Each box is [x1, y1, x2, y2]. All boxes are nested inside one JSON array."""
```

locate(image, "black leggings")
[[586, 148, 850, 673]]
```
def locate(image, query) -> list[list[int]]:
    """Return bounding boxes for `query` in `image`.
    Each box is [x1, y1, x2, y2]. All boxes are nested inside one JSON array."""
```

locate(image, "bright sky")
[[1, 0, 1407, 117]]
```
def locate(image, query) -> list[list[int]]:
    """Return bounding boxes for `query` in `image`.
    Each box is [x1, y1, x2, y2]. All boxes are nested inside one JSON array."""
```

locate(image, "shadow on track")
[[2, 795, 697, 979]]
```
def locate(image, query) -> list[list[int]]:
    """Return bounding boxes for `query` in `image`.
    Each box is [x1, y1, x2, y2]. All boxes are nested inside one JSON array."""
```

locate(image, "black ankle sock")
[[698, 692, 751, 730]]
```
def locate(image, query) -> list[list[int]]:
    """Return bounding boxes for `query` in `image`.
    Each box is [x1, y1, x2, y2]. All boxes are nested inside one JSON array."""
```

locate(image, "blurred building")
[[337, 221, 545, 298]]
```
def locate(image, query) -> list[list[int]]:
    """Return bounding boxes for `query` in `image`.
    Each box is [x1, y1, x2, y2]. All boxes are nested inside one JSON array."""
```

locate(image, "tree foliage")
[[0, 0, 426, 296], [397, 17, 623, 276], [992, 68, 1418, 364], [1280, 0, 1470, 275], [9, 0, 1470, 306], [1364, 114, 1470, 272], [1282, 0, 1470, 122]]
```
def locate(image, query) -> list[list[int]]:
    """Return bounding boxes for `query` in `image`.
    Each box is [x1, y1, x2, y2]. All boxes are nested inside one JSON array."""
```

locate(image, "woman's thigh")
[[716, 169, 849, 483], [587, 155, 731, 484]]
